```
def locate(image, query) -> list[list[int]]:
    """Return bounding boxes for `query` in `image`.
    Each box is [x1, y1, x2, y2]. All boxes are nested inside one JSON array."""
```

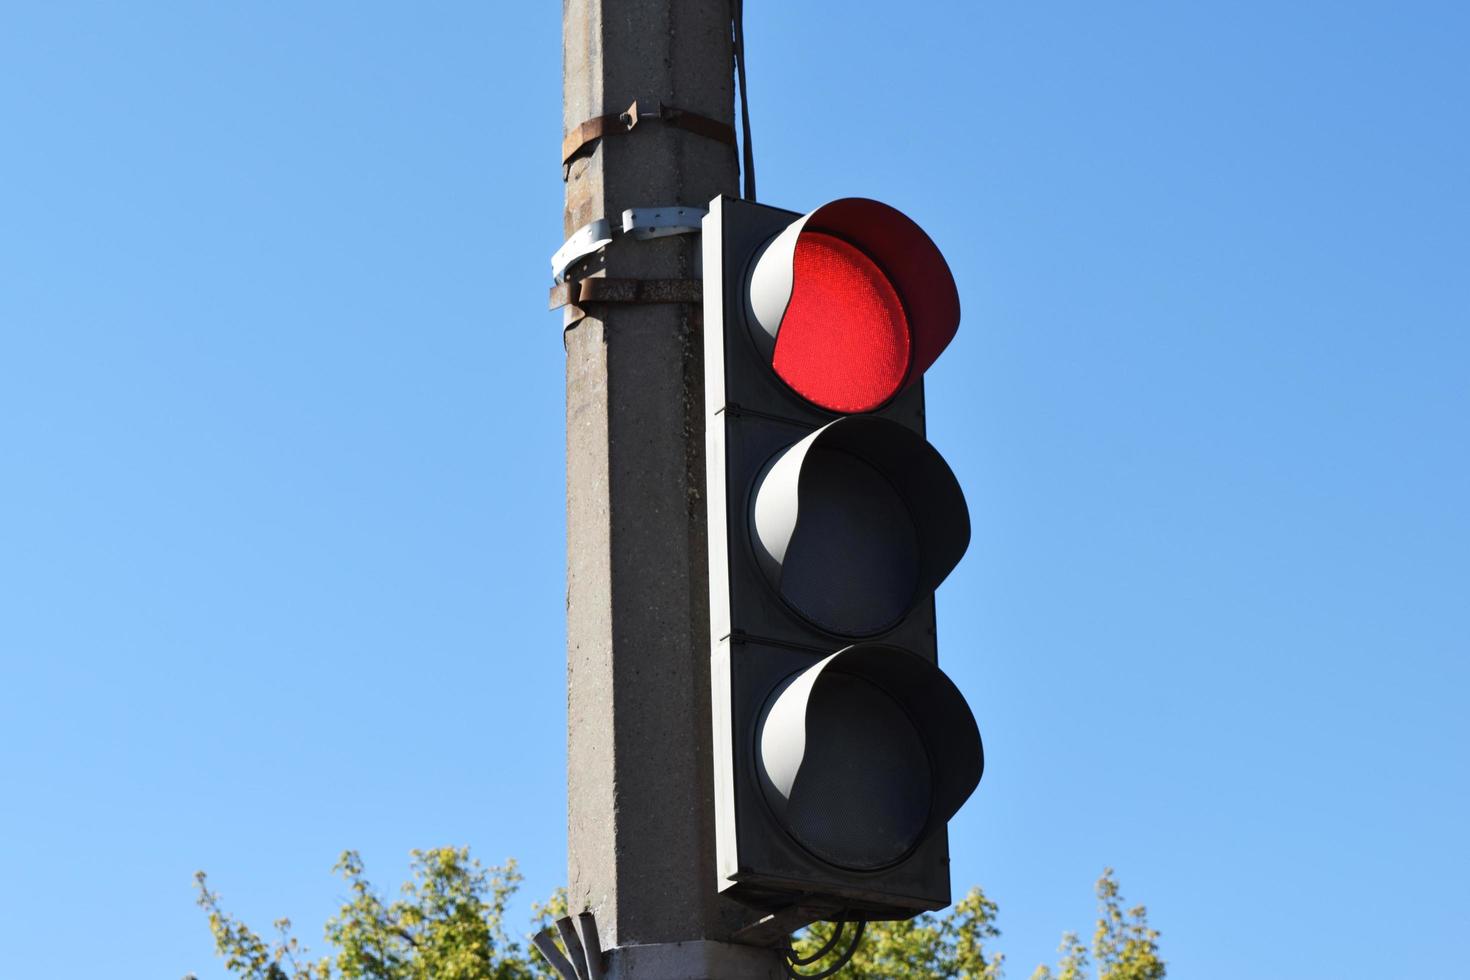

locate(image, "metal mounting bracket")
[[533, 911, 605, 980], [562, 100, 737, 168], [549, 204, 707, 287], [549, 277, 702, 312], [551, 218, 614, 284], [621, 205, 706, 240], [731, 904, 833, 948]]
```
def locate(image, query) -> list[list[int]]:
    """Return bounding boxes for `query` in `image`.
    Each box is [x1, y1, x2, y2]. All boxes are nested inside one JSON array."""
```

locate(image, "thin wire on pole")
[[733, 0, 757, 200]]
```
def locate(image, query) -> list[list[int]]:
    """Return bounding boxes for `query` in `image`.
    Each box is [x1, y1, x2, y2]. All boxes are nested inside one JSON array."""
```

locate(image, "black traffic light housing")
[[703, 195, 982, 920]]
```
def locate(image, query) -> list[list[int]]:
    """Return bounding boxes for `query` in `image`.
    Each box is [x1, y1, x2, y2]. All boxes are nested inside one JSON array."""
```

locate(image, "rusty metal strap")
[[562, 100, 736, 166], [549, 277, 702, 311]]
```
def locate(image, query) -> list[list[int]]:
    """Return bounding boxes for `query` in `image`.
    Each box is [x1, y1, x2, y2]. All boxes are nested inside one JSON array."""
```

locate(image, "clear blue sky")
[[2, 3, 1465, 978]]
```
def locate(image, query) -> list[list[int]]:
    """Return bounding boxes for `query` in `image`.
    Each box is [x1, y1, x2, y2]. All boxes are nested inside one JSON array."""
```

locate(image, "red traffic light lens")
[[771, 233, 910, 413], [745, 199, 958, 414]]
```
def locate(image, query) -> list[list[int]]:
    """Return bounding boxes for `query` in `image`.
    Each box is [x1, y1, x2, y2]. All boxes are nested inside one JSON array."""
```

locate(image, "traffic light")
[[703, 195, 983, 920]]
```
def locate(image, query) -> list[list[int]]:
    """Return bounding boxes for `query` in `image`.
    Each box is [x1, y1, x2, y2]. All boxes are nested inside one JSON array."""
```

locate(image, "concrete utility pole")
[[559, 1, 784, 976]]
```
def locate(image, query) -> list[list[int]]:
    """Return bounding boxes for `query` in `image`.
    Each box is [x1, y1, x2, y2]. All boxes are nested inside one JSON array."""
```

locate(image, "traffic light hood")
[[755, 643, 984, 872], [745, 198, 960, 412], [750, 416, 971, 637]]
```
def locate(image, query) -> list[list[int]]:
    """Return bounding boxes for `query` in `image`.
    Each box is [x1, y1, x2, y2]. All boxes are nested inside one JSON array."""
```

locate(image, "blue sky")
[[1, 2, 1466, 978]]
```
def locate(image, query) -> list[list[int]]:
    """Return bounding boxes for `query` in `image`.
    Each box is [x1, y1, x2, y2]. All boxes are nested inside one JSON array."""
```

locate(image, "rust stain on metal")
[[562, 100, 737, 167], [550, 278, 703, 310]]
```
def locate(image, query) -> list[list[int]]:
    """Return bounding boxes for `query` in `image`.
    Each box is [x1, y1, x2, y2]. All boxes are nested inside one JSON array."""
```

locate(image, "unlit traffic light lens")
[[749, 417, 970, 639], [777, 447, 921, 636], [781, 669, 932, 870], [772, 232, 911, 413], [755, 644, 983, 875]]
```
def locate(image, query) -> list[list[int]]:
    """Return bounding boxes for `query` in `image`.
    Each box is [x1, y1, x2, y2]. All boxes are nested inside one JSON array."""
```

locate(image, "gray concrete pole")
[[560, 1, 785, 975]]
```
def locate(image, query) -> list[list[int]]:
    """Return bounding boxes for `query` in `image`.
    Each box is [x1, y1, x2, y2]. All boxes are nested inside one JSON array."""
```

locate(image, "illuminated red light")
[[771, 232, 910, 413]]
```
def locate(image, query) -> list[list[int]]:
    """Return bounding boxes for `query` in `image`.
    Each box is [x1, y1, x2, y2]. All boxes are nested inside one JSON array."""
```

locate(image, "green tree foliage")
[[791, 869, 1163, 980], [188, 848, 555, 980], [790, 887, 1004, 979], [1029, 870, 1165, 980], [192, 853, 1162, 980]]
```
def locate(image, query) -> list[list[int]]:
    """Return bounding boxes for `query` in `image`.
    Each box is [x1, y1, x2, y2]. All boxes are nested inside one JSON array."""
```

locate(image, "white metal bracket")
[[549, 205, 708, 283], [621, 205, 706, 240], [551, 218, 614, 284]]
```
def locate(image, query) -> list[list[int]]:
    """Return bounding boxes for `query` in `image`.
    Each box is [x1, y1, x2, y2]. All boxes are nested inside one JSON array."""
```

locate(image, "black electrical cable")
[[733, 0, 757, 200], [784, 920, 866, 979], [787, 922, 847, 968]]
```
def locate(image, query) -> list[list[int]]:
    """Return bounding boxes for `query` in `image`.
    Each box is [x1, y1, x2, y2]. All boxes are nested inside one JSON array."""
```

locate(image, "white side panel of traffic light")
[[750, 416, 970, 637], [755, 643, 983, 872]]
